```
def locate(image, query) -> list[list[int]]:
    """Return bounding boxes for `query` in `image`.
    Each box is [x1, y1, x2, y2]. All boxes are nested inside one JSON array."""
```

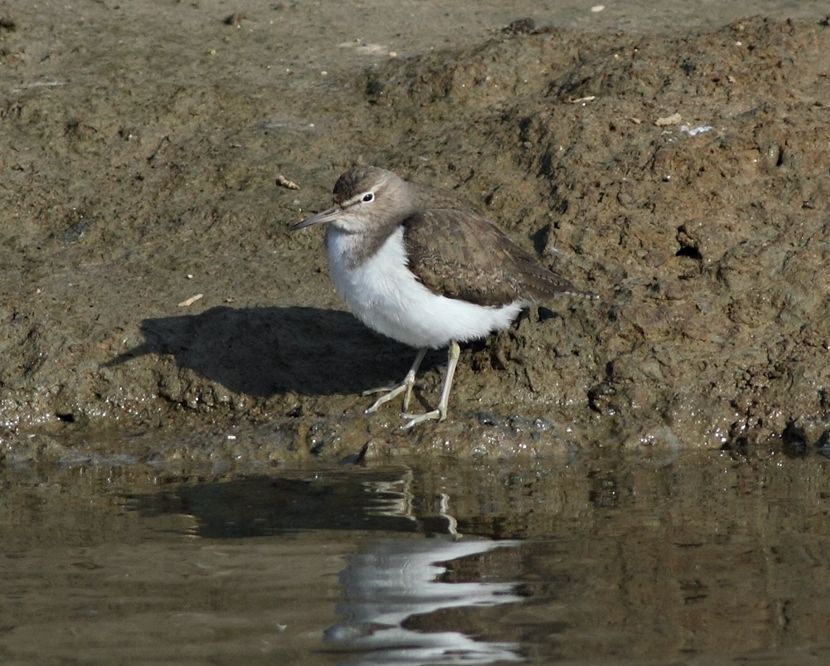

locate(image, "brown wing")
[[402, 209, 579, 307]]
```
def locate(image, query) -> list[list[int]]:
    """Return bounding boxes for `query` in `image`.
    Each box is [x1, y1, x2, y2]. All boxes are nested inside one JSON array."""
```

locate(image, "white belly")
[[326, 226, 524, 349]]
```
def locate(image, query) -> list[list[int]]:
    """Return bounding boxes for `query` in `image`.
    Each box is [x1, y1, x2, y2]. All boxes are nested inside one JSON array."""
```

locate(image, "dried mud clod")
[[223, 13, 245, 27]]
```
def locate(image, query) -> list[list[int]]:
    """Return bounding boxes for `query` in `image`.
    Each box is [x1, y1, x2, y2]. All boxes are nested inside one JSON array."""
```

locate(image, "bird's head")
[[291, 166, 414, 234]]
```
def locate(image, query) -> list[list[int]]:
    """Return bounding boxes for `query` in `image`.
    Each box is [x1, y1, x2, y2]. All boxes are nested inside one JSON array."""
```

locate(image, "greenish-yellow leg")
[[402, 340, 460, 430]]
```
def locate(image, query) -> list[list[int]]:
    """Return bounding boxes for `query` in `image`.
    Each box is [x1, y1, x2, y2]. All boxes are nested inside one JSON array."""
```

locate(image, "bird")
[[292, 166, 587, 429]]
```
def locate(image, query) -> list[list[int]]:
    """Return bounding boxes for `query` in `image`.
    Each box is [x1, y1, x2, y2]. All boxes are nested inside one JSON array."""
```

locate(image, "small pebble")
[[655, 112, 682, 126], [275, 174, 300, 190]]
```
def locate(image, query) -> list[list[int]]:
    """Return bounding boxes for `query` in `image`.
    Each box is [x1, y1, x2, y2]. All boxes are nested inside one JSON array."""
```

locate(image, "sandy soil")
[[1, 1, 829, 462]]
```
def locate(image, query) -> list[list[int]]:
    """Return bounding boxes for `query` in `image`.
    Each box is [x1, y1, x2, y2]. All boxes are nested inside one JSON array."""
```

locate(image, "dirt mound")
[[1, 12, 828, 458], [355, 16, 830, 451]]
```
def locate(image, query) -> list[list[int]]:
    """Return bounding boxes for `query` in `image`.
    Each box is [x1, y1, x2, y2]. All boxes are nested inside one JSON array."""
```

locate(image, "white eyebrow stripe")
[[342, 193, 364, 207], [342, 173, 391, 208]]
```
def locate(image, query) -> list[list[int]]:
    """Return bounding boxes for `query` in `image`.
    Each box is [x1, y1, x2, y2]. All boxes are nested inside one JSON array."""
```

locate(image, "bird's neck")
[[325, 221, 402, 269]]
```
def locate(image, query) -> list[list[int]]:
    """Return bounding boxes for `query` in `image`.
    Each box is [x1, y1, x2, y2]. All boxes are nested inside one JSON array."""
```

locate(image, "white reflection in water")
[[325, 538, 523, 664]]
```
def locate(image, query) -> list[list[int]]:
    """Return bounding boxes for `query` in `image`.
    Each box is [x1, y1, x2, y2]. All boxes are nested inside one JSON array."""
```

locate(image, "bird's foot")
[[362, 383, 402, 397], [363, 349, 427, 416], [363, 379, 414, 414], [401, 408, 444, 430]]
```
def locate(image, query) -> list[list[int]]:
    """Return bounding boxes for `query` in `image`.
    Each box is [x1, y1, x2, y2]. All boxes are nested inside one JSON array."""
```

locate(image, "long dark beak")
[[291, 206, 340, 231]]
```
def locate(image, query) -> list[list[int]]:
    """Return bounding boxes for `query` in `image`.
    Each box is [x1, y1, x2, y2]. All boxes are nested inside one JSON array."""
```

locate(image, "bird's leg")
[[364, 348, 427, 414], [402, 340, 460, 430]]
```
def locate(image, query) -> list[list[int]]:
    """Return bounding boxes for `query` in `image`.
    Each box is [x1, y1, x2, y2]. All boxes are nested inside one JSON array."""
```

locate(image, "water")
[[1, 449, 829, 664]]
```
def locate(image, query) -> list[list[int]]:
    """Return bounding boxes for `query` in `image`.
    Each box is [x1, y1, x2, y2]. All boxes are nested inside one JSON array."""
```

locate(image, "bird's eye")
[[362, 192, 374, 203]]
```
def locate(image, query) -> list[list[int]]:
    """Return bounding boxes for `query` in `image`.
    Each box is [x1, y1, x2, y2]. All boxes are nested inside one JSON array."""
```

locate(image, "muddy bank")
[[1, 3, 829, 461]]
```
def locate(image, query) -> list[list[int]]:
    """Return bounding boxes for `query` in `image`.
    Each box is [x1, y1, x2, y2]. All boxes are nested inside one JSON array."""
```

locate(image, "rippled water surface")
[[1, 449, 829, 664]]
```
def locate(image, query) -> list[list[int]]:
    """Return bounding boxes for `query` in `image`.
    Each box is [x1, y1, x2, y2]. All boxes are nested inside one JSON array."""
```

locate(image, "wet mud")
[[1, 2, 829, 461]]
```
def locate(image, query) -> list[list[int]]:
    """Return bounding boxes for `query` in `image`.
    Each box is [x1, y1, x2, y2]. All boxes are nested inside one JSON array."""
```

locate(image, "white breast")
[[326, 226, 525, 349]]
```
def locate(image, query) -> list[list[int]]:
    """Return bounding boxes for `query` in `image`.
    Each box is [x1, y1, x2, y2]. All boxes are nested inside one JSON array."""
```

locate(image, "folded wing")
[[402, 209, 580, 307]]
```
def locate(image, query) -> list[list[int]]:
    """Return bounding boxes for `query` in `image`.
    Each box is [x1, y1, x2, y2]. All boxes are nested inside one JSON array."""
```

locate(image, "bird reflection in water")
[[325, 481, 523, 666]]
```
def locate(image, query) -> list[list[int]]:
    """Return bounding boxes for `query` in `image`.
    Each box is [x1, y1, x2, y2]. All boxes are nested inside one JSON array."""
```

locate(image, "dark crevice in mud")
[[675, 245, 703, 261], [781, 421, 809, 458]]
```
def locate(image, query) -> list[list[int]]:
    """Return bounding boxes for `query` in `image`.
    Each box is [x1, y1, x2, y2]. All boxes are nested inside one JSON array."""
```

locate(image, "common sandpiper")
[[292, 166, 587, 429]]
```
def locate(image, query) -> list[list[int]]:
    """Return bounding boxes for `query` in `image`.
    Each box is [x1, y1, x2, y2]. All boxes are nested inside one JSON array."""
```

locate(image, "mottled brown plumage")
[[402, 208, 577, 306]]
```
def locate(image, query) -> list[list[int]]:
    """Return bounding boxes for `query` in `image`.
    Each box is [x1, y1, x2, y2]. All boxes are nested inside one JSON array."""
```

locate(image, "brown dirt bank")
[[1, 4, 829, 461]]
